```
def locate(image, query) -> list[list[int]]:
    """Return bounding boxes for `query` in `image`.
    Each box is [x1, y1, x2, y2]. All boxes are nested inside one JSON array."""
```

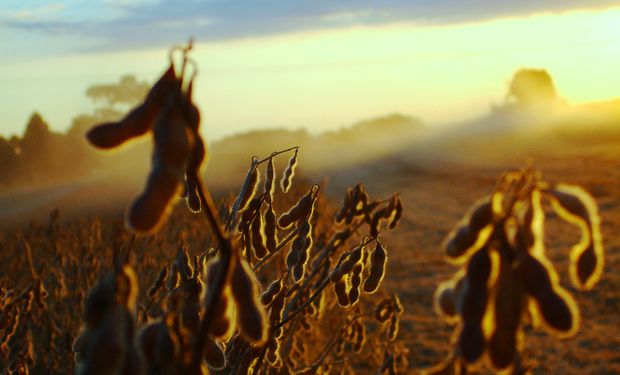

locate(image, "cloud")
[[3, 0, 620, 52]]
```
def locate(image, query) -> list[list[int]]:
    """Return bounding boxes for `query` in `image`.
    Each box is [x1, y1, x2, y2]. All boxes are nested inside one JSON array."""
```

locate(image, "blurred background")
[[1, 0, 620, 224]]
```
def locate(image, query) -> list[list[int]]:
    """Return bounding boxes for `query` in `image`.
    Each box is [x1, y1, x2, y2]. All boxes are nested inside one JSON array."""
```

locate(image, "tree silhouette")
[[507, 68, 557, 107], [86, 74, 150, 110]]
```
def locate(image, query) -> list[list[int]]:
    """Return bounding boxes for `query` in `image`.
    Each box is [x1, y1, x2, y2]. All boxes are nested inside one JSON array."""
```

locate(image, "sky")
[[1, 1, 620, 140]]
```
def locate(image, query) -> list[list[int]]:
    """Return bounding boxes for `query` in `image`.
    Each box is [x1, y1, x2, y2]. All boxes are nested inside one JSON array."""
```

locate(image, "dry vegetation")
[[0, 43, 409, 374], [1, 44, 619, 375]]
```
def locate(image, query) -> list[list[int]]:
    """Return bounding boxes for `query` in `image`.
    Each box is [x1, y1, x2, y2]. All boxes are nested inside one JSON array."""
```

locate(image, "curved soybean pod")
[[444, 198, 494, 260], [456, 246, 492, 364], [363, 241, 387, 294], [488, 259, 527, 370], [517, 252, 579, 337], [87, 65, 177, 149], [547, 184, 604, 290]]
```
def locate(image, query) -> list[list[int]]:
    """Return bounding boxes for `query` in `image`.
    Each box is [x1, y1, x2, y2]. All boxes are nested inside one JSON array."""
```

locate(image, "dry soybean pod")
[[517, 252, 579, 336], [456, 246, 492, 364], [236, 156, 261, 214], [264, 200, 279, 253], [280, 148, 298, 193], [444, 197, 494, 260], [488, 256, 526, 370], [230, 257, 268, 344], [87, 64, 177, 149], [334, 277, 350, 307], [264, 152, 276, 200], [250, 211, 269, 260], [363, 241, 387, 294], [278, 185, 318, 229], [546, 184, 604, 290], [347, 262, 363, 306]]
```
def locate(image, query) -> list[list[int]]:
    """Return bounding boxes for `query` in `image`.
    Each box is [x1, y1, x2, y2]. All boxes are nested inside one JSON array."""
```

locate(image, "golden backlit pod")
[[339, 241, 365, 276], [347, 263, 363, 306], [236, 157, 261, 214], [204, 259, 236, 340], [260, 278, 283, 306], [547, 184, 604, 290], [230, 257, 269, 344], [515, 189, 545, 255], [375, 298, 394, 323], [370, 207, 389, 237], [387, 313, 400, 341], [286, 234, 304, 272], [209, 288, 235, 340], [86, 64, 177, 149], [292, 222, 313, 283], [184, 137, 206, 213], [292, 262, 305, 284], [266, 336, 281, 366], [575, 243, 599, 290], [456, 247, 492, 364], [251, 213, 269, 259], [334, 278, 350, 307], [444, 198, 494, 260], [388, 197, 403, 230], [265, 155, 276, 199], [239, 197, 263, 231], [363, 241, 387, 294], [264, 201, 279, 253], [445, 226, 476, 259], [280, 148, 298, 193], [204, 338, 226, 370], [517, 252, 579, 336], [278, 186, 316, 228], [268, 287, 287, 336], [488, 259, 527, 370]]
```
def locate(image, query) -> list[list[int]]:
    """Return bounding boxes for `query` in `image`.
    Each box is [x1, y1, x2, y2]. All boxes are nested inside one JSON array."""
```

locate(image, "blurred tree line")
[[0, 75, 150, 188]]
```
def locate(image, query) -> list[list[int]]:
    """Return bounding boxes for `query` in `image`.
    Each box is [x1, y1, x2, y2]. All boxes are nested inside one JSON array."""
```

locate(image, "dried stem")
[[188, 178, 236, 373]]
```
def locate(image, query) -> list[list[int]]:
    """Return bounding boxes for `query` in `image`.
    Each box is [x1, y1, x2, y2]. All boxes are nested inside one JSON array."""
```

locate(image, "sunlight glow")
[[1, 6, 619, 139]]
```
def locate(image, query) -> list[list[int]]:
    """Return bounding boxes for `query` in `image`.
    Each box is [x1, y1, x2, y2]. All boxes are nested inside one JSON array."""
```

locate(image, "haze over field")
[[2, 2, 620, 140]]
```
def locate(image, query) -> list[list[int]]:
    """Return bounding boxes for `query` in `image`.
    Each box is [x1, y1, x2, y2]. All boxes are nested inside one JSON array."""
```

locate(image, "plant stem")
[[188, 178, 235, 373]]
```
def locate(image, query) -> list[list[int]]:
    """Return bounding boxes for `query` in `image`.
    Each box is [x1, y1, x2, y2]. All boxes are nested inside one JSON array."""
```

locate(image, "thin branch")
[[255, 146, 299, 166], [275, 235, 377, 329]]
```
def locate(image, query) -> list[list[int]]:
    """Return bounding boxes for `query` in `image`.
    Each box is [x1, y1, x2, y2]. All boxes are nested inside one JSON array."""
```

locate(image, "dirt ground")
[[352, 138, 620, 374], [1, 129, 619, 374]]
